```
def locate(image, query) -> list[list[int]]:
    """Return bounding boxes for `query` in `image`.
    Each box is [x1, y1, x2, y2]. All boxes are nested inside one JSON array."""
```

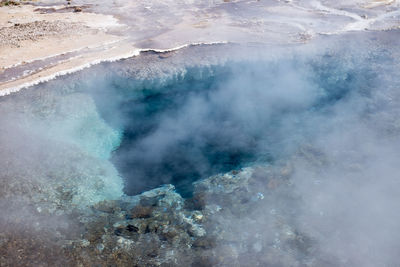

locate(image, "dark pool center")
[[2, 36, 395, 200], [80, 44, 381, 197]]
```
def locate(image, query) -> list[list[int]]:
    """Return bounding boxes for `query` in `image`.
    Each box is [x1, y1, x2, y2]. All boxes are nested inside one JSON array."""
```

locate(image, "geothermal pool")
[[96, 51, 368, 197], [1, 32, 400, 266], [7, 42, 370, 198]]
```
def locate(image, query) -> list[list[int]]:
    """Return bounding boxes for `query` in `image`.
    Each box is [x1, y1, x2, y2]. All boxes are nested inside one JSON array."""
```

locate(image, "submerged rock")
[[48, 162, 314, 266]]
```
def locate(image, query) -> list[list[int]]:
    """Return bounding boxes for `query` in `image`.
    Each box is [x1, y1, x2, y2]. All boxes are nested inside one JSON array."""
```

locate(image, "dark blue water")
[[111, 66, 258, 197], [88, 54, 377, 197]]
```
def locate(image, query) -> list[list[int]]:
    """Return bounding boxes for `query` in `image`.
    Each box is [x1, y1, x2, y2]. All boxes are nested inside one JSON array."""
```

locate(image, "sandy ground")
[[0, 4, 133, 93], [0, 0, 399, 94]]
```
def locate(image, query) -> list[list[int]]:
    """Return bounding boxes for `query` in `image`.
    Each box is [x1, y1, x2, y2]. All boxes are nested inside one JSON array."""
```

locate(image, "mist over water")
[[85, 48, 375, 197], [87, 38, 400, 265], [1, 32, 400, 265]]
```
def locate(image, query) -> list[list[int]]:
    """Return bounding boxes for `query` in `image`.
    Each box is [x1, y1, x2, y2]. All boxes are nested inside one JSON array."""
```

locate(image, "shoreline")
[[0, 3, 232, 96], [1, 0, 399, 96], [0, 41, 230, 96]]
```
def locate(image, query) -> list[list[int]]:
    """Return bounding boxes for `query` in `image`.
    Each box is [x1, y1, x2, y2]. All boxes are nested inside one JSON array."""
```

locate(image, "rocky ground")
[[0, 160, 321, 266]]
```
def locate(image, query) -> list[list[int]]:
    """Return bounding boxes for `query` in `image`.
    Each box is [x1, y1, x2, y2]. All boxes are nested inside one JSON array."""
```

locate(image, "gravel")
[[0, 20, 91, 47]]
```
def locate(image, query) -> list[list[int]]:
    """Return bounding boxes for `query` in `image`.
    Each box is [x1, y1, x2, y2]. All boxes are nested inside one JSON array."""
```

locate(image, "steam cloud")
[[94, 38, 400, 265], [1, 32, 400, 266]]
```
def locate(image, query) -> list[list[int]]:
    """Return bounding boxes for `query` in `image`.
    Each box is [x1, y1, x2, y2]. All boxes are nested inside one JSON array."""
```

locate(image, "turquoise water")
[[83, 53, 377, 197], [2, 37, 400, 266]]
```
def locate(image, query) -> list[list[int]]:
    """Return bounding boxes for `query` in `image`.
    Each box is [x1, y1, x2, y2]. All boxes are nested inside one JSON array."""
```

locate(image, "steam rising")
[[1, 32, 400, 265], [110, 58, 321, 195]]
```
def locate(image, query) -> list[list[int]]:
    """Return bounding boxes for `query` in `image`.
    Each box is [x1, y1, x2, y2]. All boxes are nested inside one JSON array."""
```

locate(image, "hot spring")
[[92, 53, 368, 197], [0, 42, 383, 198], [2, 33, 400, 266]]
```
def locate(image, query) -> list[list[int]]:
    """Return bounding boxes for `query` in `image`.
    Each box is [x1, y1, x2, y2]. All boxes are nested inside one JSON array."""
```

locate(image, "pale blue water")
[[6, 43, 384, 198], [2, 34, 400, 266], [83, 52, 378, 197]]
